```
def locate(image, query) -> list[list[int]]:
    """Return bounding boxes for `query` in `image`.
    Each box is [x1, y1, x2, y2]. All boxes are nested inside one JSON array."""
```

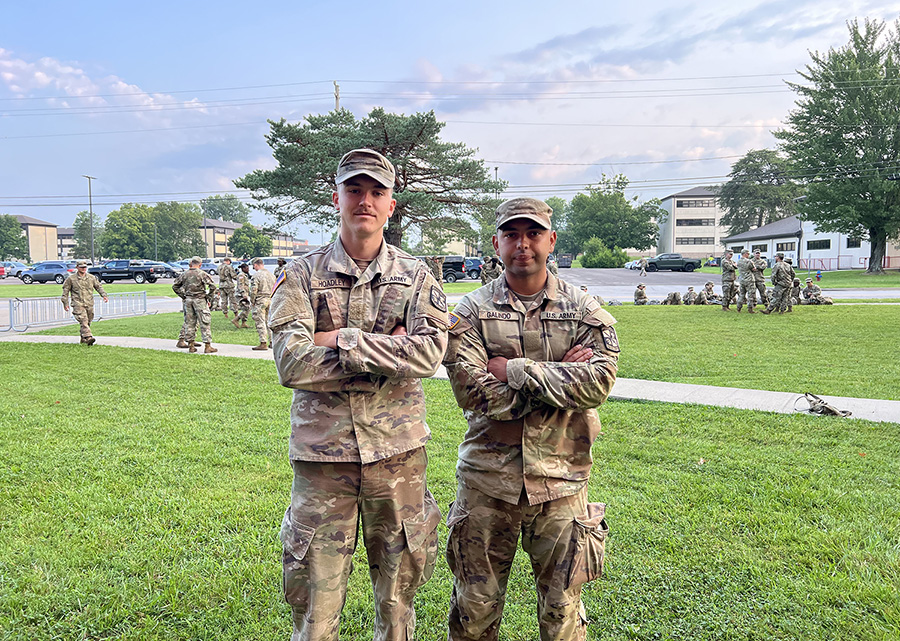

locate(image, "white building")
[[722, 215, 875, 271], [656, 187, 728, 259]]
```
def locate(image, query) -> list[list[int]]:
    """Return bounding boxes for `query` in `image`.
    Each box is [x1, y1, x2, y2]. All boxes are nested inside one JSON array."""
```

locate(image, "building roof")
[[662, 186, 717, 201], [15, 215, 57, 227], [723, 215, 801, 243], [201, 218, 244, 231], [57, 227, 74, 236]]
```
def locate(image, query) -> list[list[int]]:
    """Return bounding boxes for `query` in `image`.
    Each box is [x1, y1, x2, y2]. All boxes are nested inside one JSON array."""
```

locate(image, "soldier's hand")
[[390, 325, 407, 336], [314, 330, 339, 349], [63, 306, 69, 312], [562, 344, 593, 363], [103, 297, 108, 303], [487, 356, 509, 382]]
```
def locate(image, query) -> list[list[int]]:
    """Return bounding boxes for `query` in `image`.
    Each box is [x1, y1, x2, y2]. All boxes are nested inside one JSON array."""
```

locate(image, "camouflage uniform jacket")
[[249, 268, 276, 304], [172, 268, 216, 300], [274, 264, 286, 279], [752, 257, 768, 282], [218, 263, 237, 288], [803, 283, 822, 299], [770, 262, 792, 287], [61, 272, 107, 307], [737, 257, 755, 285], [444, 274, 619, 506], [634, 288, 648, 304], [236, 271, 250, 300], [268, 238, 449, 464], [721, 258, 737, 282]]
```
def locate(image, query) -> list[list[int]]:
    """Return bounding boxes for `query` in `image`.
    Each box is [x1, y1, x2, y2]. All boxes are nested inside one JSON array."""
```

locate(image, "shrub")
[[580, 237, 629, 268]]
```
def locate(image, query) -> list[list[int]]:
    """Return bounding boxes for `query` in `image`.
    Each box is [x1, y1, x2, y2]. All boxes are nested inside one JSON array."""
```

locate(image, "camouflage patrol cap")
[[775, 252, 784, 258], [705, 281, 714, 286], [687, 286, 694, 290], [496, 197, 552, 230], [75, 260, 88, 267], [725, 249, 734, 255], [806, 277, 813, 282], [638, 283, 645, 288], [741, 249, 750, 255], [335, 148, 396, 189], [754, 249, 761, 255]]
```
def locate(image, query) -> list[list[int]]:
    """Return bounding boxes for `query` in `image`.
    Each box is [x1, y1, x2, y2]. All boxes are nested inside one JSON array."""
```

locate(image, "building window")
[[776, 242, 796, 252], [807, 240, 831, 251], [751, 244, 768, 253], [676, 237, 714, 245], [675, 199, 715, 208], [676, 218, 715, 226], [846, 237, 861, 248]]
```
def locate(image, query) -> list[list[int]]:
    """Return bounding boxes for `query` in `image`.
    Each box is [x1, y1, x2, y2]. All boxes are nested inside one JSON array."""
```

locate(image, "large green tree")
[[544, 196, 576, 254], [227, 225, 273, 258], [566, 175, 664, 253], [72, 210, 104, 259], [101, 202, 203, 260], [776, 18, 900, 274], [716, 149, 801, 236], [235, 108, 506, 247], [200, 194, 250, 224], [0, 214, 29, 261], [154, 202, 205, 261]]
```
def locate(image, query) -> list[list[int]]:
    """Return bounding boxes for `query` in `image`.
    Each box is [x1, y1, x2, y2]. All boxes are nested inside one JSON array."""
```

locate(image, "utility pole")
[[494, 167, 499, 200], [82, 175, 97, 264], [334, 81, 340, 111]]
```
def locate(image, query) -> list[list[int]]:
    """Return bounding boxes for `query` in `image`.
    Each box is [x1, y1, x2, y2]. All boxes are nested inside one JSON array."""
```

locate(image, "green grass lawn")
[[0, 282, 179, 299], [0, 344, 897, 640], [37, 303, 900, 400]]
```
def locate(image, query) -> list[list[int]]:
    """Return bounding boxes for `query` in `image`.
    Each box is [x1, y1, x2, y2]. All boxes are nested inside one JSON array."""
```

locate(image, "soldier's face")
[[333, 176, 396, 238], [493, 219, 557, 280]]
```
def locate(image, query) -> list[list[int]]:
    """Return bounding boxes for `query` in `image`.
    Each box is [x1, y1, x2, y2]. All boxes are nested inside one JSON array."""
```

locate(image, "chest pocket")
[[479, 312, 522, 360], [540, 312, 580, 361], [311, 289, 346, 332], [371, 284, 409, 334]]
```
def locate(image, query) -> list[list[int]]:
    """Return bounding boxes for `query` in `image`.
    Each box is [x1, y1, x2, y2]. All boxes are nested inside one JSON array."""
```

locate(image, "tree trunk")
[[866, 226, 886, 274], [385, 210, 402, 247]]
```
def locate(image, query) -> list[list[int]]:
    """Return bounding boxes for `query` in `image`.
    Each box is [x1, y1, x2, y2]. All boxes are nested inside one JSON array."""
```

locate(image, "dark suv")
[[464, 257, 483, 280], [442, 256, 467, 283], [20, 261, 77, 284]]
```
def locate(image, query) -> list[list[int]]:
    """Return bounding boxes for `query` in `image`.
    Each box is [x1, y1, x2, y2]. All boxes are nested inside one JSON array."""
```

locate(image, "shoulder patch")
[[600, 326, 620, 353], [430, 285, 447, 312], [448, 311, 461, 330], [272, 270, 286, 295]]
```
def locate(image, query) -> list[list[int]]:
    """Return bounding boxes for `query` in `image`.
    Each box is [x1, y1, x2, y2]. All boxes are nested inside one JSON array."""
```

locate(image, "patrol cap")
[[705, 281, 714, 286], [638, 283, 645, 288], [725, 249, 734, 254], [335, 148, 396, 189], [754, 249, 761, 254], [775, 252, 784, 258], [75, 260, 88, 267], [806, 277, 813, 282], [741, 249, 750, 255], [496, 197, 552, 230]]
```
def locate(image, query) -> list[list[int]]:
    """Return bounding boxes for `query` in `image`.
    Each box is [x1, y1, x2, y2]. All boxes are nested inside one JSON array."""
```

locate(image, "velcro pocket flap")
[[279, 508, 316, 561]]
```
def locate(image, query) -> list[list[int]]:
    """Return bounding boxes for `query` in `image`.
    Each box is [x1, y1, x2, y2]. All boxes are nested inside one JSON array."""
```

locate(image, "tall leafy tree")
[[0, 214, 29, 261], [235, 108, 505, 247], [716, 149, 801, 235], [100, 203, 154, 259], [153, 202, 205, 261], [101, 202, 203, 260], [566, 175, 664, 253], [200, 194, 251, 224], [545, 196, 576, 254], [227, 225, 273, 258], [72, 210, 104, 259], [776, 18, 900, 274]]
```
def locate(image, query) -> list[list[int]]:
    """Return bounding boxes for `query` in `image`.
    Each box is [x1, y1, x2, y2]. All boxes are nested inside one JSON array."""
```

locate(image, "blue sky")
[[2, 1, 899, 242]]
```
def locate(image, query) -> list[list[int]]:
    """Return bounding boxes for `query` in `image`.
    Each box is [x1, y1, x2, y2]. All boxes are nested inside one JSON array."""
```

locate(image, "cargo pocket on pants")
[[401, 490, 442, 590], [566, 502, 609, 589], [279, 507, 316, 606]]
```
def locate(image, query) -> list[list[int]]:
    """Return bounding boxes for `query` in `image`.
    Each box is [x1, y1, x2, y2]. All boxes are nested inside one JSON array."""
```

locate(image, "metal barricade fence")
[[2, 292, 151, 332]]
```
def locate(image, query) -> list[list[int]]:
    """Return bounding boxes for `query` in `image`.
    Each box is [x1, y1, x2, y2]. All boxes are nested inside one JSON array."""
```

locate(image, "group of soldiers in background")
[[480, 255, 504, 284], [171, 256, 279, 352]]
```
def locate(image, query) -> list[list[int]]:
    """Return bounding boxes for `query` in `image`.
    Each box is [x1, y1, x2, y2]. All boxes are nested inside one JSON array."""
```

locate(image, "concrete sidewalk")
[[4, 333, 898, 424]]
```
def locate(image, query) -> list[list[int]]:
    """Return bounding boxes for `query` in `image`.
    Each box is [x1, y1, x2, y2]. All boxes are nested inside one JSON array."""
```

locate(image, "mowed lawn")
[[0, 344, 898, 640], [37, 303, 900, 400]]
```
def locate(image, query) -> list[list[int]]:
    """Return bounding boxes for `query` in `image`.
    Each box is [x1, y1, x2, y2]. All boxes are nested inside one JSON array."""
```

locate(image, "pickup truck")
[[644, 253, 701, 272], [89, 260, 168, 284]]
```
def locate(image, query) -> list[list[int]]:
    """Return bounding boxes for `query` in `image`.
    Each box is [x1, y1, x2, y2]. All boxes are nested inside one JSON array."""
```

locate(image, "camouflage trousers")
[[721, 280, 736, 306], [219, 286, 238, 315], [766, 284, 790, 312], [182, 296, 212, 343], [754, 279, 768, 305], [235, 297, 250, 323], [71, 304, 95, 338], [446, 483, 609, 641], [281, 448, 441, 641], [737, 281, 756, 308], [251, 297, 271, 344]]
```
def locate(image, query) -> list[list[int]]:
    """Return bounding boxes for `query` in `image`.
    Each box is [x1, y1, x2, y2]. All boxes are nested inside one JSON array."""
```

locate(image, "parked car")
[[644, 253, 701, 272], [441, 255, 467, 283], [20, 261, 77, 284], [624, 260, 639, 270], [557, 253, 574, 268], [200, 260, 220, 275], [0, 264, 4, 278], [2, 261, 29, 278], [165, 262, 186, 277], [464, 257, 483, 280], [88, 259, 167, 284]]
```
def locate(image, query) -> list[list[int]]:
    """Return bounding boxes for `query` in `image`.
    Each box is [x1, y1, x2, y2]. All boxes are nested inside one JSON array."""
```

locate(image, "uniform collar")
[[492, 271, 559, 307], [328, 236, 390, 283]]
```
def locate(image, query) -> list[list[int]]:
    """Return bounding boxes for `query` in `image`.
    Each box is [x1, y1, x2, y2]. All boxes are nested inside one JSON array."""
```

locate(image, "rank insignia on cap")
[[600, 326, 620, 353], [448, 312, 461, 330], [430, 286, 447, 312], [272, 270, 286, 294]]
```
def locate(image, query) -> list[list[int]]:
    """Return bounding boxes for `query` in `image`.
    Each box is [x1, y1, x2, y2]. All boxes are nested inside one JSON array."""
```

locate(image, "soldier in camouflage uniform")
[[268, 148, 448, 641], [781, 259, 796, 312], [274, 257, 287, 278], [444, 197, 617, 641], [720, 249, 736, 311], [547, 255, 559, 276], [752, 250, 769, 306], [696, 281, 719, 305], [736, 249, 757, 313], [217, 257, 238, 317], [231, 262, 252, 328], [761, 253, 792, 314], [683, 286, 698, 304], [61, 259, 108, 345], [172, 257, 218, 353], [480, 256, 503, 285], [801, 278, 831, 304], [639, 256, 648, 276], [249, 257, 276, 350], [662, 291, 682, 305], [634, 283, 648, 305], [790, 277, 801, 309]]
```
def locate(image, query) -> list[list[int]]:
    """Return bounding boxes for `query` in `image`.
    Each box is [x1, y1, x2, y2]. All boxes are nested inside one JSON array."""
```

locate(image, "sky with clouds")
[[2, 0, 899, 243]]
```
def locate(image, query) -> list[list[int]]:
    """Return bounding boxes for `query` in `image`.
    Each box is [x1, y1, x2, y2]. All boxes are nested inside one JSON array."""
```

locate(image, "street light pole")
[[82, 175, 97, 264]]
